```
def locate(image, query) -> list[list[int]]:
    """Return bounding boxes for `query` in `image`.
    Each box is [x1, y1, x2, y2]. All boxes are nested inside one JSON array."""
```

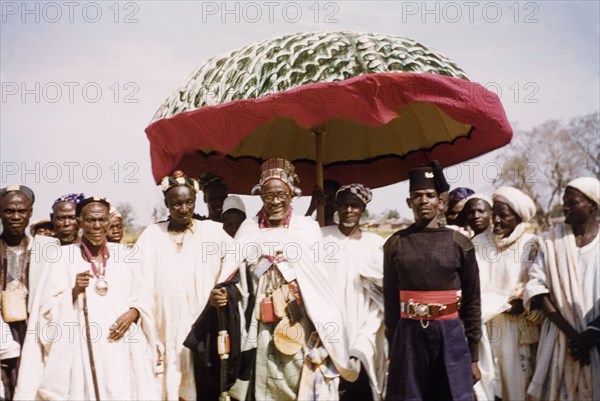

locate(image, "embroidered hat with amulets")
[[251, 158, 302, 197]]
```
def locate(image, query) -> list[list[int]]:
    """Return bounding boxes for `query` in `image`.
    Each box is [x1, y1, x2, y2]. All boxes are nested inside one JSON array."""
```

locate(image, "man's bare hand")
[[209, 288, 227, 307], [108, 308, 140, 342], [72, 271, 93, 301], [471, 362, 481, 385]]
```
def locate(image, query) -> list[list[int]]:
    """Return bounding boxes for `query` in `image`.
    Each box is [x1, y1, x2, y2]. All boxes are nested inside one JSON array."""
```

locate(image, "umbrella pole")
[[315, 130, 325, 227], [82, 291, 101, 401]]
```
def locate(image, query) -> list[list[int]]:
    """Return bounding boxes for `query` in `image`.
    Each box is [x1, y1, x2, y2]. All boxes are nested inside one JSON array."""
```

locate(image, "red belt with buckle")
[[400, 290, 461, 320]]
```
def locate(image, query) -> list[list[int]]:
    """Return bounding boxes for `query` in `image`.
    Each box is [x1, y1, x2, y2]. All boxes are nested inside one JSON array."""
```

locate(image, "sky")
[[1, 0, 599, 226]]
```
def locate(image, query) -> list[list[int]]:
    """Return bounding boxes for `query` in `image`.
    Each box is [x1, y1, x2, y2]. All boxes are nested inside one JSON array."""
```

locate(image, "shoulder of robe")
[[452, 229, 474, 252]]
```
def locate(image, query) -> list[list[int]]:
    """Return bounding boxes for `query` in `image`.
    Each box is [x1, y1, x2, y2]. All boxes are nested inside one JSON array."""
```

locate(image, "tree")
[[568, 112, 600, 178], [497, 112, 599, 227], [115, 202, 137, 234], [151, 204, 168, 223], [386, 209, 400, 220]]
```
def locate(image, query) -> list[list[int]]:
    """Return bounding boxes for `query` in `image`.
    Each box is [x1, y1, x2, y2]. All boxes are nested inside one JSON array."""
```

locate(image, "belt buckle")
[[407, 299, 430, 318]]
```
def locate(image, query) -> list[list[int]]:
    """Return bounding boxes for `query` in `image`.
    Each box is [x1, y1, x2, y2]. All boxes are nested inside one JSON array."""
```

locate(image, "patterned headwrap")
[[447, 187, 475, 210], [53, 193, 85, 207], [251, 158, 302, 197], [198, 172, 227, 191], [160, 170, 200, 195], [336, 183, 373, 205], [76, 196, 111, 217], [0, 184, 35, 204]]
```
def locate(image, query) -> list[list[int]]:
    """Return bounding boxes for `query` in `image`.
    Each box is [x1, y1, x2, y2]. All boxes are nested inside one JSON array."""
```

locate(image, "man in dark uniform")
[[384, 167, 482, 401]]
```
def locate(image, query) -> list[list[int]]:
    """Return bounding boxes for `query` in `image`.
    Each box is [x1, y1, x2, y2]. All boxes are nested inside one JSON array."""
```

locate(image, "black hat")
[[430, 160, 450, 194], [76, 196, 110, 217], [409, 167, 437, 192]]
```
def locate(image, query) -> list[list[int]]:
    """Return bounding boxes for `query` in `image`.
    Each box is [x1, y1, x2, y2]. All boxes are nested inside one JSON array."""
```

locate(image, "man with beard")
[[384, 167, 481, 401], [15, 197, 160, 400], [210, 159, 359, 401], [136, 171, 232, 400], [321, 184, 386, 401], [0, 185, 58, 400], [50, 193, 85, 245], [486, 186, 540, 401], [525, 177, 600, 400]]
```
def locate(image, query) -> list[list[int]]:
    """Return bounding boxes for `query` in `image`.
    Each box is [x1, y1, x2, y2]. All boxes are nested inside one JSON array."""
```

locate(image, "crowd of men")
[[0, 158, 598, 401]]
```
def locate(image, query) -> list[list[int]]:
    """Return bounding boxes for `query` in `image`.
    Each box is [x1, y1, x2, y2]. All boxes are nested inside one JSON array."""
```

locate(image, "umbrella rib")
[[392, 121, 406, 156], [408, 104, 429, 147], [436, 107, 455, 142]]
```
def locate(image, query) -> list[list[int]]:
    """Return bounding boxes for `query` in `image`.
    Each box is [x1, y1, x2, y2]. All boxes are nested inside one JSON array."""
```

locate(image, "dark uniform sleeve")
[[384, 236, 400, 345], [455, 233, 482, 361]]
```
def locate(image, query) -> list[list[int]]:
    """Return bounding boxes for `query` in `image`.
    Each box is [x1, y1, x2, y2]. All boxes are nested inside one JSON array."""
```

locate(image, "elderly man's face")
[[78, 203, 110, 246], [260, 180, 292, 222], [563, 187, 596, 225], [107, 215, 124, 243], [165, 186, 196, 228], [465, 199, 492, 235], [336, 192, 364, 228], [52, 201, 79, 244], [492, 201, 521, 238], [0, 192, 33, 237]]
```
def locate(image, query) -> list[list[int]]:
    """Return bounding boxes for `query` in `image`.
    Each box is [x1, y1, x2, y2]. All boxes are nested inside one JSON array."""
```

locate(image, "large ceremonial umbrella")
[[146, 31, 512, 206]]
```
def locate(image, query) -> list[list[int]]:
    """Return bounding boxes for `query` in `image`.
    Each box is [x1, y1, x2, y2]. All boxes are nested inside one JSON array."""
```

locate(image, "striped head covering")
[[251, 158, 302, 197], [160, 170, 200, 195], [0, 184, 35, 204], [53, 193, 85, 207], [336, 183, 373, 205], [566, 177, 600, 206]]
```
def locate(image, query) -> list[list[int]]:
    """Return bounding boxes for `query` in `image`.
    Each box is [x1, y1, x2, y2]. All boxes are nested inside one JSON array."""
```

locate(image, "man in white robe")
[[321, 184, 386, 401], [524, 177, 600, 400], [16, 197, 160, 400], [0, 185, 60, 400], [211, 159, 360, 401], [136, 171, 232, 400], [487, 186, 541, 401], [464, 194, 504, 401]]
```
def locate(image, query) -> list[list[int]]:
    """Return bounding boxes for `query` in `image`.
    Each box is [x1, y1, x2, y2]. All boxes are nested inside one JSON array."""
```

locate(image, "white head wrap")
[[492, 186, 536, 223], [222, 195, 246, 215], [465, 193, 492, 207], [566, 177, 600, 206]]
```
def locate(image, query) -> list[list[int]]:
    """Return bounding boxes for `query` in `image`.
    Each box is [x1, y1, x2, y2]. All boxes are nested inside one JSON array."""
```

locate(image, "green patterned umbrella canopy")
[[151, 31, 468, 121]]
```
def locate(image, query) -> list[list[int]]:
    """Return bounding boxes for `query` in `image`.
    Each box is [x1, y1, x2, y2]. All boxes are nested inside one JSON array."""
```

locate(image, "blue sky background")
[[1, 1, 599, 225]]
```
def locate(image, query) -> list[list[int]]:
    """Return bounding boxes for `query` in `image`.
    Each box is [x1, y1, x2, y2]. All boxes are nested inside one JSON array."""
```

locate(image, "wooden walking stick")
[[216, 306, 231, 401], [82, 290, 101, 401]]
